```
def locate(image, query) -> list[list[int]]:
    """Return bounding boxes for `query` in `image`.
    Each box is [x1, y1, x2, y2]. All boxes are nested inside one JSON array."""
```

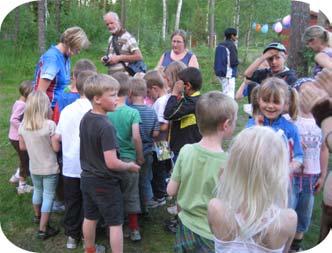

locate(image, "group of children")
[[8, 53, 329, 253]]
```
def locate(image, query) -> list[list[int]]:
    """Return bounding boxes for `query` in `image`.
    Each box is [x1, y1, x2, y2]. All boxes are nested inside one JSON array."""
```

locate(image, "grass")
[[0, 39, 330, 252]]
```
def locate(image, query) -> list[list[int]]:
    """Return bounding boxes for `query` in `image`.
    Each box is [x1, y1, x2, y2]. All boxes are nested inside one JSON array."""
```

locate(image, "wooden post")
[[288, 0, 310, 77]]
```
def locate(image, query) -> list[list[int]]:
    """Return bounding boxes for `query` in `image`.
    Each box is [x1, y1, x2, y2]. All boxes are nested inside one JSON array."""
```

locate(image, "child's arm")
[[10, 103, 25, 130], [282, 209, 298, 253], [51, 134, 61, 152], [167, 179, 179, 197], [164, 94, 196, 121], [104, 149, 140, 172], [315, 142, 329, 193], [18, 135, 27, 151], [132, 123, 145, 165], [235, 79, 248, 101]]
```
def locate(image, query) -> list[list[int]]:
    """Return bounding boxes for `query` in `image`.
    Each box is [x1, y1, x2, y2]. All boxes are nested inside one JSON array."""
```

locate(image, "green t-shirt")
[[107, 105, 141, 161], [171, 143, 227, 240]]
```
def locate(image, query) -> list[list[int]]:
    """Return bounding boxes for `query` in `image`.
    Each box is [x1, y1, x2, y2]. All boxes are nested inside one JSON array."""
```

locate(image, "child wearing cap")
[[242, 42, 298, 103]]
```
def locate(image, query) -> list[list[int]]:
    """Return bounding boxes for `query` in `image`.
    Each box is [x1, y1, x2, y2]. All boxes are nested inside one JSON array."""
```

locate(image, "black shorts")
[[80, 176, 123, 226]]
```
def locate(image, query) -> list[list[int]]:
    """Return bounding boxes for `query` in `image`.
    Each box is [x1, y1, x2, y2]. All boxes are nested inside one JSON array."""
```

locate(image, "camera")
[[102, 56, 110, 66]]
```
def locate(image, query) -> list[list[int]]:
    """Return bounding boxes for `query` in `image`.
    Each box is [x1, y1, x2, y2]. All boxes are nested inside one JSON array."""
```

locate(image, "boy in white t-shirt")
[[53, 70, 96, 249]]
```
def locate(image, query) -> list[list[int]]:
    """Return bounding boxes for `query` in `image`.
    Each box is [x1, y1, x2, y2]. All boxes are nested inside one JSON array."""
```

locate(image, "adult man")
[[101, 11, 144, 75], [214, 28, 239, 98]]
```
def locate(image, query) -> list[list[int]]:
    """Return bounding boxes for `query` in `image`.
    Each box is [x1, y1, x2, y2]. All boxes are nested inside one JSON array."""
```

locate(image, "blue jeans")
[[290, 173, 319, 232], [31, 174, 59, 213], [139, 152, 154, 203]]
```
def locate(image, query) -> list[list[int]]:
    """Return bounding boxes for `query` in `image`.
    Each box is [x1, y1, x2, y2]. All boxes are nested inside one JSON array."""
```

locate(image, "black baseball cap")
[[263, 42, 287, 54]]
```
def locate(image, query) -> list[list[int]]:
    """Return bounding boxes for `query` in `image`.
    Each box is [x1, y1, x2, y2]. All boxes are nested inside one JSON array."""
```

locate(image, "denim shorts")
[[290, 173, 319, 232]]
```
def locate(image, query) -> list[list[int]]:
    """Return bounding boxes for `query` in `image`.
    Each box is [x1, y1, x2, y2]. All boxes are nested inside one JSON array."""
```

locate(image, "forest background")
[[0, 0, 330, 252]]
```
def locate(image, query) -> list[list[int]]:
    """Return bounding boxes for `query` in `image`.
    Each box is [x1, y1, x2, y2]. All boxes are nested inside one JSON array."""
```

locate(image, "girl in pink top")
[[8, 80, 33, 194]]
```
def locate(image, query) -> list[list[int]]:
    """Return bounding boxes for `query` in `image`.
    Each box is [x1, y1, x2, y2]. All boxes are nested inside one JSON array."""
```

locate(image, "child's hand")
[[136, 156, 145, 166], [128, 162, 140, 173], [289, 161, 302, 172], [172, 80, 184, 97], [254, 114, 264, 125], [314, 175, 325, 194]]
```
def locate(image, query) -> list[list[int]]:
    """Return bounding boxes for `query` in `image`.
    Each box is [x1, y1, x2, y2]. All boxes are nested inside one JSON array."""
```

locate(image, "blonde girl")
[[246, 77, 303, 172], [303, 25, 332, 76], [19, 91, 60, 240], [164, 60, 187, 92], [208, 126, 297, 253], [8, 80, 33, 194]]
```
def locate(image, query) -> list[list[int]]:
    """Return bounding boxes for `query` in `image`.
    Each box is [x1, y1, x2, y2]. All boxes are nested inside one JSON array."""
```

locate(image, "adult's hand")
[[315, 68, 332, 97], [300, 84, 329, 111]]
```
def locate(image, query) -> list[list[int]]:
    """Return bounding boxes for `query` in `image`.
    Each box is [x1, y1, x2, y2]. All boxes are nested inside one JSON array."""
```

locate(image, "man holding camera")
[[101, 11, 144, 75]]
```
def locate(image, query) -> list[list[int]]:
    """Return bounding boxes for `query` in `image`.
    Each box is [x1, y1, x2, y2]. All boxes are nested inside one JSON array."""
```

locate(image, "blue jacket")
[[246, 115, 303, 164]]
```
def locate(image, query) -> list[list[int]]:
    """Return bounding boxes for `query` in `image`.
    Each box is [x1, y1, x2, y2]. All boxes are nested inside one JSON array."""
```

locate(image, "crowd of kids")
[[7, 22, 332, 253]]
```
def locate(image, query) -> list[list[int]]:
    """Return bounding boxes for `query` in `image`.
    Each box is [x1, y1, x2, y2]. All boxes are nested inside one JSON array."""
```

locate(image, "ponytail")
[[288, 87, 299, 121]]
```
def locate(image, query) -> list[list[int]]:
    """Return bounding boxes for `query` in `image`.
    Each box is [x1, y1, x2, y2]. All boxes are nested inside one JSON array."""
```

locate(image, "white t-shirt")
[[56, 98, 92, 178], [152, 93, 170, 124], [152, 94, 170, 141], [19, 120, 59, 175], [294, 116, 323, 174]]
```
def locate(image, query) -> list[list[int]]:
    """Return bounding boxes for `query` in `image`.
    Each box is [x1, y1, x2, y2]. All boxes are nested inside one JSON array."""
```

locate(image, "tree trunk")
[[38, 0, 46, 54], [243, 12, 253, 65], [14, 7, 20, 42], [208, 0, 215, 48], [55, 0, 61, 36], [288, 0, 310, 77], [233, 0, 240, 36], [121, 0, 126, 26], [174, 0, 183, 30], [162, 0, 167, 41]]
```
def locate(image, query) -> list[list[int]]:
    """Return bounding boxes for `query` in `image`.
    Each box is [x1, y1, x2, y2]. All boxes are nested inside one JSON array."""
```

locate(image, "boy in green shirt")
[[167, 91, 238, 252], [107, 72, 144, 242]]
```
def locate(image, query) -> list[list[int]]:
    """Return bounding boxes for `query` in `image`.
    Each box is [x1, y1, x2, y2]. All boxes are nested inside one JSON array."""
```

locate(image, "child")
[[53, 58, 97, 123], [80, 74, 140, 253], [107, 72, 144, 241], [144, 70, 172, 207], [8, 80, 33, 194], [246, 77, 303, 172], [208, 126, 297, 253], [18, 91, 60, 239], [129, 77, 160, 213], [167, 91, 238, 252], [164, 67, 202, 161], [53, 70, 96, 249], [289, 78, 329, 252]]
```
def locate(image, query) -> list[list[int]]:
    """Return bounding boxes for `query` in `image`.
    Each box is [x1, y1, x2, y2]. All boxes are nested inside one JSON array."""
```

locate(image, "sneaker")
[[52, 201, 65, 213], [95, 244, 106, 253], [17, 184, 34, 194], [83, 243, 105, 253], [156, 197, 166, 206], [130, 230, 142, 241], [146, 199, 160, 208], [66, 236, 77, 249], [167, 204, 178, 215], [9, 168, 20, 184], [164, 222, 177, 234], [36, 225, 59, 240]]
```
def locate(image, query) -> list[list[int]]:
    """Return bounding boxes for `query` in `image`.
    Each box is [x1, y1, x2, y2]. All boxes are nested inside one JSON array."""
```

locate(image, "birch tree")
[[233, 0, 240, 36], [208, 0, 215, 48], [162, 0, 167, 41], [174, 0, 183, 30], [38, 0, 46, 53]]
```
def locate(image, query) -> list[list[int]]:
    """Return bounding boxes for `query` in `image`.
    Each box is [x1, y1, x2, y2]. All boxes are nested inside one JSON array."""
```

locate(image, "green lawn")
[[0, 40, 329, 252]]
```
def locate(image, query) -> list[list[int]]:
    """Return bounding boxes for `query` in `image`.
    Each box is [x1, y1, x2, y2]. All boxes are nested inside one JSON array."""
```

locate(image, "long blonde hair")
[[22, 91, 50, 131], [303, 25, 332, 47], [216, 126, 289, 240]]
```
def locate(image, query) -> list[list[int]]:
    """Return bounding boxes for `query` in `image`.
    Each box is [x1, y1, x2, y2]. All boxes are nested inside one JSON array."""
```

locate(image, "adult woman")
[[156, 29, 199, 69], [303, 25, 332, 77], [33, 26, 90, 110]]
